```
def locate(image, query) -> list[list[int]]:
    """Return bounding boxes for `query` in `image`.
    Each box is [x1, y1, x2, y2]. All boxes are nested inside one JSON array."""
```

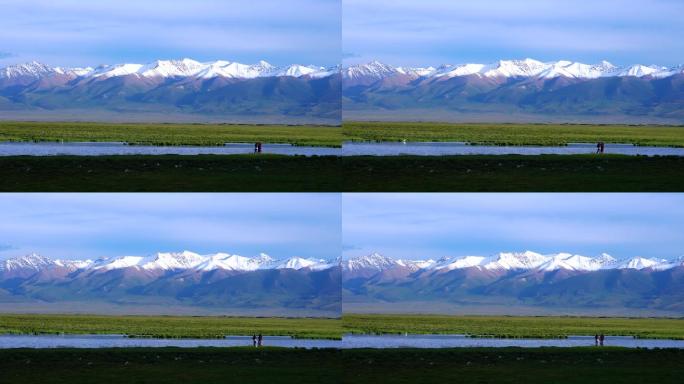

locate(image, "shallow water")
[[0, 142, 341, 156], [2, 141, 684, 156], [0, 334, 341, 349], [341, 142, 684, 156], [2, 334, 683, 349], [339, 334, 684, 349]]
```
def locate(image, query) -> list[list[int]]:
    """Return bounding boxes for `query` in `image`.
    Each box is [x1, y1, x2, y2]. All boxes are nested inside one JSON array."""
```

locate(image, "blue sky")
[[0, 194, 341, 261], [0, 0, 341, 68], [342, 194, 684, 261], [343, 0, 684, 67]]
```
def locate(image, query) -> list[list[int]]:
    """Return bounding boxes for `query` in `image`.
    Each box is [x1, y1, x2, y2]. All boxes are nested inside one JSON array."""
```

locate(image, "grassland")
[[2, 154, 684, 191], [1, 347, 682, 384], [344, 121, 684, 147], [0, 121, 342, 147], [0, 314, 342, 339], [1, 121, 684, 192], [343, 314, 684, 339], [3, 121, 684, 148]]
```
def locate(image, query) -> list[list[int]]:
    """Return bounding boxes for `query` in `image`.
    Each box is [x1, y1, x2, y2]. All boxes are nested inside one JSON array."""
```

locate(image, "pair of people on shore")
[[596, 141, 605, 154], [594, 334, 605, 346], [252, 333, 263, 347]]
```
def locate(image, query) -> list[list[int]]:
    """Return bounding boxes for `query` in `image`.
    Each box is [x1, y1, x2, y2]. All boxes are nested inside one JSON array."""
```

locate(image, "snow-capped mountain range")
[[343, 59, 684, 82], [0, 251, 341, 315], [344, 251, 684, 273], [342, 58, 684, 122], [0, 251, 337, 273], [344, 251, 684, 314], [0, 59, 341, 122], [1, 59, 337, 81]]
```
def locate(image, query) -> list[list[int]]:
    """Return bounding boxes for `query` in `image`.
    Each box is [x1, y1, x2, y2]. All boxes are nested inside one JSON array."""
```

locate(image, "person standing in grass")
[[595, 334, 599, 346], [252, 334, 257, 347], [600, 334, 605, 346], [258, 333, 263, 347]]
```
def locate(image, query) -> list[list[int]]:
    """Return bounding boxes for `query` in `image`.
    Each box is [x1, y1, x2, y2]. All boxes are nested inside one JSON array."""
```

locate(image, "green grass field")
[[344, 121, 684, 147], [1, 347, 682, 384], [5, 314, 682, 341], [343, 314, 684, 339], [0, 314, 342, 339], [1, 154, 684, 191], [3, 121, 683, 148], [0, 121, 342, 147]]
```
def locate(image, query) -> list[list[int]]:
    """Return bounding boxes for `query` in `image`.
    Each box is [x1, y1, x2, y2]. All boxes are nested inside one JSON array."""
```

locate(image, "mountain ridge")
[[1, 251, 338, 273], [1, 59, 338, 81], [0, 252, 341, 315], [342, 59, 684, 122], [0, 59, 341, 122], [343, 59, 684, 82], [342, 252, 684, 313], [343, 251, 684, 273]]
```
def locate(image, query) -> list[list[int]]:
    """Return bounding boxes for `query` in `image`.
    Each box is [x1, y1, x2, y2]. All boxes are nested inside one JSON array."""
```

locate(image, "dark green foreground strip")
[[0, 155, 342, 192], [344, 348, 684, 384], [1, 155, 683, 192], [0, 348, 342, 384], [0, 347, 682, 384], [342, 155, 684, 192]]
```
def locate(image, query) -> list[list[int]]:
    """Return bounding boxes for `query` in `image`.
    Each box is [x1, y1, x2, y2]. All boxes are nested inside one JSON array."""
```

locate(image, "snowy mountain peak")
[[598, 253, 618, 265], [141, 251, 205, 270], [618, 64, 666, 78], [276, 257, 329, 270], [344, 251, 682, 273], [342, 59, 683, 81], [1, 253, 56, 271], [256, 60, 273, 67], [619, 257, 666, 270], [539, 253, 603, 272], [0, 251, 336, 274], [0, 59, 334, 81], [344, 252, 398, 271], [597, 60, 617, 70], [343, 61, 397, 80], [434, 255, 486, 271], [257, 253, 275, 263], [1, 61, 55, 79], [485, 59, 547, 78], [139, 59, 205, 78], [484, 251, 548, 270], [277, 64, 321, 77]]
